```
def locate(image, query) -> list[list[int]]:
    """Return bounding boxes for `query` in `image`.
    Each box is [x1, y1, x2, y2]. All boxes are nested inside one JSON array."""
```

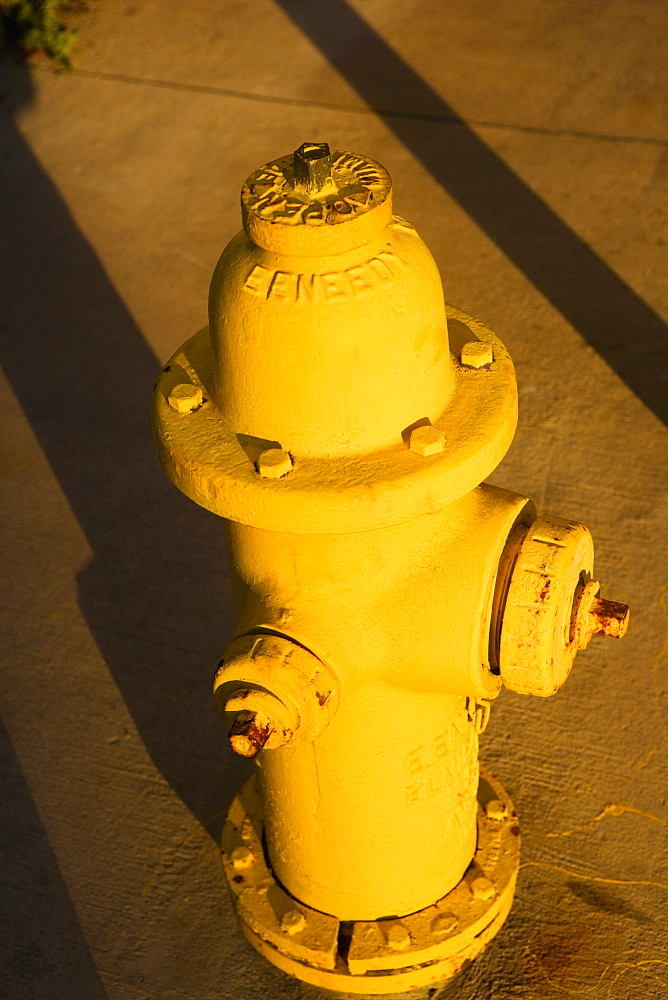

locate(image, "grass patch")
[[0, 0, 83, 69]]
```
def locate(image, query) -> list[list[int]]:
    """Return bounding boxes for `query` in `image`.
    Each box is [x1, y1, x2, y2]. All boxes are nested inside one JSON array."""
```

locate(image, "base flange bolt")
[[230, 846, 255, 870], [470, 876, 496, 901], [431, 912, 459, 939], [385, 922, 411, 950], [485, 799, 509, 822], [281, 910, 306, 935]]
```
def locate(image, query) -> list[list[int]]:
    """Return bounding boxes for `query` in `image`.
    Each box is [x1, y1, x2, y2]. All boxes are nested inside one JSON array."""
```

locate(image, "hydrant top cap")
[[241, 143, 393, 256]]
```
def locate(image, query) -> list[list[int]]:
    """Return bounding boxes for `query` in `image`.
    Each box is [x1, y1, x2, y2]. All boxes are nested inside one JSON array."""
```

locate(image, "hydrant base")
[[222, 766, 520, 994]]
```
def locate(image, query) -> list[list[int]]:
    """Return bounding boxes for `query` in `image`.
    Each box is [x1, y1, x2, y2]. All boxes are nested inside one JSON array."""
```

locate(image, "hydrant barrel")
[[219, 481, 532, 919], [259, 687, 479, 920]]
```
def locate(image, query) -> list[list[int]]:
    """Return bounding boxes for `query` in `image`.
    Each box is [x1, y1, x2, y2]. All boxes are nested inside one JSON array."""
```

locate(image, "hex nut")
[[470, 876, 496, 901], [431, 912, 459, 939], [256, 448, 293, 479], [588, 596, 630, 640], [293, 142, 334, 195], [230, 846, 255, 870], [485, 799, 508, 822], [168, 383, 203, 414], [385, 922, 411, 950], [281, 910, 306, 935], [409, 424, 446, 457], [460, 341, 493, 368], [228, 709, 276, 758], [572, 579, 630, 649]]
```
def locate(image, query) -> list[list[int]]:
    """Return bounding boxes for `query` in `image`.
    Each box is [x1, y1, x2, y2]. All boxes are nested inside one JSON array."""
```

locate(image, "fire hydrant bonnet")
[[154, 144, 519, 533]]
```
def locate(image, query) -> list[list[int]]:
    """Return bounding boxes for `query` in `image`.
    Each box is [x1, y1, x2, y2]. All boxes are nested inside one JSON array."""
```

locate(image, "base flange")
[[221, 766, 520, 994]]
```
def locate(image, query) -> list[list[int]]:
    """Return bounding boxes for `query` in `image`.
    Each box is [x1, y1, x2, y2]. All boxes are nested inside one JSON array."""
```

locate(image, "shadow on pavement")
[[276, 0, 668, 426], [0, 63, 249, 851], [0, 715, 109, 1000]]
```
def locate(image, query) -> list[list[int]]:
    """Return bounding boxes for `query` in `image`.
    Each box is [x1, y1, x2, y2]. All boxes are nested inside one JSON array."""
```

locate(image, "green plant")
[[0, 0, 78, 68]]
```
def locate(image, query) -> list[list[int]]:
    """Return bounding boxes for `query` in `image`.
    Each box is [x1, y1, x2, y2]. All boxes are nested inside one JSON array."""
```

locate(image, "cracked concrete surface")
[[1, 1, 667, 997]]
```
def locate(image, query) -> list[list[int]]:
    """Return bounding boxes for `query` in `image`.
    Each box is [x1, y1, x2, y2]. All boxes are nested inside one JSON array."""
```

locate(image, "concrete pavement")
[[1, 2, 667, 997]]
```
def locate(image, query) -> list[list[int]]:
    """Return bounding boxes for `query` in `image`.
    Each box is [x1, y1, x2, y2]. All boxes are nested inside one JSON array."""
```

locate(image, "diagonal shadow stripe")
[[0, 64, 248, 845], [0, 715, 109, 1000], [275, 0, 668, 425]]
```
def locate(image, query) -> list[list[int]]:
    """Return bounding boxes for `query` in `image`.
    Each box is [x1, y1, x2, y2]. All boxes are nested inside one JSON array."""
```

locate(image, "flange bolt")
[[168, 383, 202, 414], [385, 922, 411, 951], [281, 910, 306, 935], [409, 424, 446, 456], [460, 341, 493, 368], [431, 913, 459, 939], [256, 448, 293, 479]]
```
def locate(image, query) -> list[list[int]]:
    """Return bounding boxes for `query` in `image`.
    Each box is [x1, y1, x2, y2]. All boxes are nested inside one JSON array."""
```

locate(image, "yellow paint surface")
[[152, 144, 629, 987]]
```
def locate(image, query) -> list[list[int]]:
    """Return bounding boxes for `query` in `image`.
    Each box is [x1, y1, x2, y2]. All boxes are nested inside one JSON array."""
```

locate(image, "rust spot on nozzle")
[[228, 710, 275, 758], [589, 597, 630, 639]]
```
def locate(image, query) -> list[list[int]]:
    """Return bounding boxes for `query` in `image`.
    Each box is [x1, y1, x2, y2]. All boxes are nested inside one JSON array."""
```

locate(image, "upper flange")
[[151, 305, 518, 534]]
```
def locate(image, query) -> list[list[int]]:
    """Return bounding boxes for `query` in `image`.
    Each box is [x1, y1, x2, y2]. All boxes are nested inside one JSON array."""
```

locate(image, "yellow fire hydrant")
[[152, 143, 629, 993]]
